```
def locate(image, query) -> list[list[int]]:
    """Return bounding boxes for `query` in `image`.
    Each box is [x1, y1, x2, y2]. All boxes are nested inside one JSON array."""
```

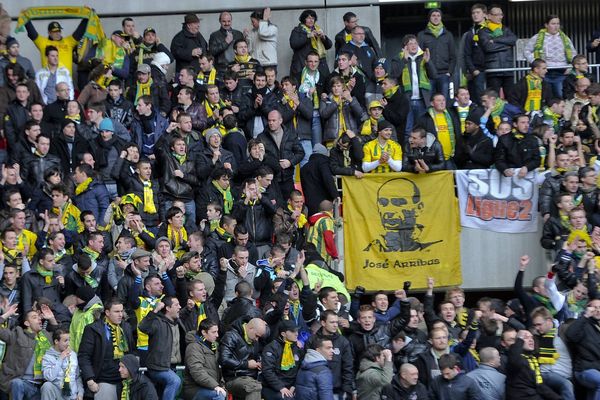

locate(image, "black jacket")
[[429, 372, 482, 400], [329, 138, 364, 176], [138, 311, 182, 370], [258, 128, 305, 184], [416, 28, 456, 76], [219, 317, 263, 380], [494, 133, 541, 173], [306, 328, 355, 394], [177, 268, 226, 332], [540, 216, 570, 251], [20, 268, 64, 313], [261, 337, 305, 391], [538, 171, 564, 218], [382, 89, 410, 136], [49, 133, 93, 175], [158, 150, 198, 201], [209, 28, 245, 72], [403, 140, 445, 173], [105, 95, 134, 130], [232, 196, 277, 247], [221, 297, 262, 333], [300, 153, 339, 217], [21, 152, 62, 190], [508, 76, 553, 111], [278, 92, 314, 141], [565, 316, 600, 372], [289, 25, 332, 80], [454, 129, 494, 170], [170, 26, 208, 73], [78, 319, 135, 385], [505, 338, 561, 400], [381, 375, 430, 400], [479, 25, 518, 76], [334, 26, 381, 58], [390, 53, 437, 105], [462, 24, 486, 74]]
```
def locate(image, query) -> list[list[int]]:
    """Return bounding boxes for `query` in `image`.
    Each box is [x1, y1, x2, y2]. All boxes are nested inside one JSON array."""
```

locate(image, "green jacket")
[[70, 296, 103, 352], [356, 358, 394, 400]]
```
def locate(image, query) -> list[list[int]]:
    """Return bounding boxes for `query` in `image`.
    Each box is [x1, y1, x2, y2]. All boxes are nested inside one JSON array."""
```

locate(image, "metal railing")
[[483, 63, 600, 84]]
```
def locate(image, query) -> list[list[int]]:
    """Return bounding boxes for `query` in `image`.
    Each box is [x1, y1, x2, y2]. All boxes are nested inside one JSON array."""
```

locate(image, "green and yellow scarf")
[[234, 54, 251, 64], [36, 265, 54, 285], [134, 78, 153, 106], [33, 331, 51, 380], [281, 340, 296, 371], [212, 180, 233, 214], [172, 152, 187, 165], [384, 85, 399, 99], [427, 22, 444, 38], [106, 318, 129, 359], [486, 21, 504, 38], [75, 177, 93, 196], [525, 73, 543, 112], [490, 99, 507, 128], [121, 378, 131, 400], [428, 108, 456, 159], [301, 24, 327, 58], [533, 29, 574, 62], [400, 50, 431, 92]]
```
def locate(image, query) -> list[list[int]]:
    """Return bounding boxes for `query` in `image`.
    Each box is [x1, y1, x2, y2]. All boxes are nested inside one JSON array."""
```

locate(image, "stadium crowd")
[[1, 2, 600, 399]]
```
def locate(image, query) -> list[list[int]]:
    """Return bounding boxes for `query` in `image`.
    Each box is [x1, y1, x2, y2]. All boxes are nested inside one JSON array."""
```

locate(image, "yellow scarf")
[[234, 54, 251, 64], [384, 85, 399, 99], [434, 112, 452, 160], [361, 116, 380, 137], [95, 73, 111, 90], [134, 78, 153, 106], [288, 204, 307, 228], [212, 180, 233, 214], [106, 319, 128, 359], [141, 180, 157, 214], [523, 354, 543, 384], [283, 93, 298, 129], [301, 24, 327, 58], [344, 32, 352, 43], [242, 323, 253, 345], [281, 340, 296, 370], [332, 95, 347, 137], [197, 68, 216, 85], [525, 73, 543, 113], [194, 300, 207, 329], [75, 177, 93, 196], [167, 224, 188, 257]]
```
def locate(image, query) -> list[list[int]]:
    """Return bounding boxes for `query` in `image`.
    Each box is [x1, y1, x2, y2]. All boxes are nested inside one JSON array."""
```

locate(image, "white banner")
[[455, 169, 539, 233]]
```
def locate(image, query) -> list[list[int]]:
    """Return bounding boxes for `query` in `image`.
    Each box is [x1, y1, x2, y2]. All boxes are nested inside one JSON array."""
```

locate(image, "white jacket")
[[247, 21, 278, 66], [35, 66, 74, 104]]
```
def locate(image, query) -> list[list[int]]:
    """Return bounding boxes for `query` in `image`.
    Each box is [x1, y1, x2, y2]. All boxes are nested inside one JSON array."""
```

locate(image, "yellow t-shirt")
[[434, 112, 452, 160], [34, 35, 78, 76], [363, 139, 403, 173]]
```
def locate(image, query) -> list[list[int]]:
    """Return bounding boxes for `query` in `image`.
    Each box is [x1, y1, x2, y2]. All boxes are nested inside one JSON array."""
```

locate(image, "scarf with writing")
[[525, 73, 543, 113], [141, 180, 157, 214], [75, 177, 93, 196], [134, 78, 153, 106], [533, 29, 574, 62], [300, 24, 327, 58], [281, 339, 296, 370], [33, 331, 51, 380], [537, 327, 559, 365], [106, 318, 129, 359], [197, 68, 216, 85], [427, 22, 444, 38], [428, 108, 456, 159], [212, 180, 233, 214]]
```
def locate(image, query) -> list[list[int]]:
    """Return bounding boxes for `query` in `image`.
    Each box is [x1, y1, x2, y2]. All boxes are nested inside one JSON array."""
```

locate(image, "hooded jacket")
[[119, 354, 159, 400], [295, 349, 334, 400], [306, 327, 354, 394], [183, 331, 222, 399], [74, 178, 110, 222], [42, 346, 84, 399], [356, 358, 394, 400], [69, 295, 104, 352]]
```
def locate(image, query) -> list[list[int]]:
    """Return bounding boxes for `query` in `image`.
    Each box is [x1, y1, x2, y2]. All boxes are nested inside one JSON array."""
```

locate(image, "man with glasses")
[[339, 27, 378, 81], [334, 12, 380, 59], [479, 5, 518, 97]]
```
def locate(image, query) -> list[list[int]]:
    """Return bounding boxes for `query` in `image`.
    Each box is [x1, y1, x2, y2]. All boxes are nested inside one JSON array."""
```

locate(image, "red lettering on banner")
[[464, 195, 532, 222]]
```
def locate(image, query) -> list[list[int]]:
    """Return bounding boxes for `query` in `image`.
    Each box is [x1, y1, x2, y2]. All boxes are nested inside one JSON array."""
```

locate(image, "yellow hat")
[[369, 100, 384, 109]]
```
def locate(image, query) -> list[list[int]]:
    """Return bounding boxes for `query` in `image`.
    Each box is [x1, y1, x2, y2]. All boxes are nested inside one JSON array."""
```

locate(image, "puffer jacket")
[[319, 96, 366, 142], [158, 151, 199, 201], [183, 331, 222, 399], [380, 374, 430, 400], [402, 132, 445, 173], [494, 133, 541, 173], [295, 349, 334, 400], [42, 347, 84, 399], [218, 317, 263, 380], [74, 178, 110, 222], [20, 152, 62, 189], [416, 28, 456, 76], [261, 337, 305, 392], [232, 196, 277, 247], [539, 171, 564, 217]]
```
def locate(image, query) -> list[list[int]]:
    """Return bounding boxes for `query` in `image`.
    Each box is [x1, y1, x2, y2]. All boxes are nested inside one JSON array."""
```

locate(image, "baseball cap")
[[136, 64, 151, 74], [369, 100, 384, 110], [143, 27, 156, 35], [48, 21, 63, 32]]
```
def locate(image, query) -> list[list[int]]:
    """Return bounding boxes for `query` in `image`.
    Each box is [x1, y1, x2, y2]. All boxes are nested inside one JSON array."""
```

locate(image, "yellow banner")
[[342, 171, 461, 290]]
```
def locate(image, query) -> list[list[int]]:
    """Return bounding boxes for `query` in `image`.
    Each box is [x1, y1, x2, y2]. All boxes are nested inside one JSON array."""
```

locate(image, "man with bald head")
[[380, 363, 429, 399], [44, 81, 73, 133], [219, 317, 267, 400], [258, 109, 305, 200], [467, 347, 505, 400]]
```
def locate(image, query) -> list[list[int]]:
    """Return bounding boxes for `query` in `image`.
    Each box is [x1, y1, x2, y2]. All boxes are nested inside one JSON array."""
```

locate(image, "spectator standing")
[[210, 12, 245, 78], [170, 14, 208, 74], [246, 8, 278, 70], [290, 10, 332, 81]]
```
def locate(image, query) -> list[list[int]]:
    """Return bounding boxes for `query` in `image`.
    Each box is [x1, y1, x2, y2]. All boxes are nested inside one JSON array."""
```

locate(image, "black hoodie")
[[120, 354, 159, 400], [380, 374, 430, 399]]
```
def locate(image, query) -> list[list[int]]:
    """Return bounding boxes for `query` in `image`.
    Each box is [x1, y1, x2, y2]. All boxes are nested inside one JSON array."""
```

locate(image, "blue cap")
[[99, 118, 114, 132]]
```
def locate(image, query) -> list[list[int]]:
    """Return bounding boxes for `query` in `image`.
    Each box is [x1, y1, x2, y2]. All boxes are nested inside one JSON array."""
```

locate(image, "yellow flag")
[[342, 171, 461, 290]]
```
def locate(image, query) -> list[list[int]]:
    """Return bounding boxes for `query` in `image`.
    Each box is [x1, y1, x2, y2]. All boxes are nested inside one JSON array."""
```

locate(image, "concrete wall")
[[6, 2, 380, 81]]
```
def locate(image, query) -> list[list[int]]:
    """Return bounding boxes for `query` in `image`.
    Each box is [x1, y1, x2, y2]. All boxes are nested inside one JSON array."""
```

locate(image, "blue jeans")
[[406, 99, 427, 138], [468, 72, 486, 105], [544, 70, 567, 99], [575, 369, 600, 400], [311, 110, 322, 146], [164, 199, 196, 227], [300, 139, 312, 167], [192, 387, 227, 400], [146, 369, 181, 400], [431, 74, 451, 101], [10, 379, 40, 400], [542, 371, 574, 400]]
